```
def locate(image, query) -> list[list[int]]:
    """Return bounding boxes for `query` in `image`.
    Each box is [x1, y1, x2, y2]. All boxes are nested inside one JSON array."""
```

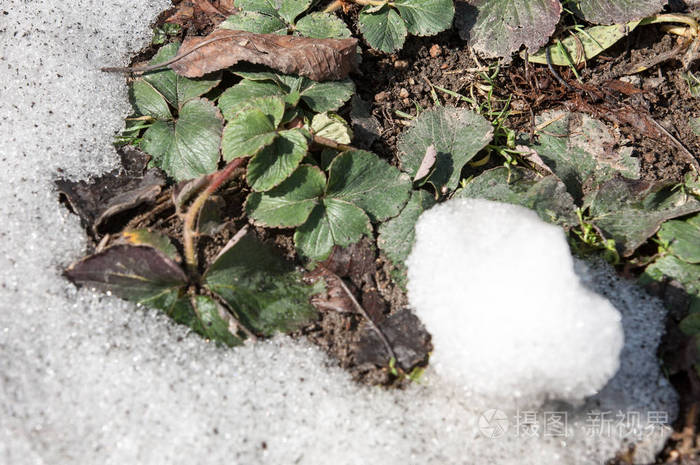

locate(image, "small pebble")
[[408, 78, 416, 85], [374, 91, 389, 103], [429, 44, 442, 58], [399, 88, 409, 98], [440, 63, 449, 70], [394, 60, 409, 69]]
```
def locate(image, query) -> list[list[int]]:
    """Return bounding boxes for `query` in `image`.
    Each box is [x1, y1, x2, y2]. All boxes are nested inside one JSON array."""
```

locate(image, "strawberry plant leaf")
[[526, 20, 642, 66], [456, 166, 578, 227], [221, 73, 354, 115], [588, 179, 700, 256], [221, 96, 285, 161], [218, 80, 287, 120], [65, 244, 187, 305], [311, 112, 353, 144], [191, 295, 245, 347], [394, 0, 454, 36], [247, 129, 309, 191], [295, 12, 352, 38], [377, 189, 436, 268], [455, 0, 562, 60], [657, 213, 700, 264], [294, 198, 372, 261], [358, 5, 408, 53], [571, 0, 666, 24], [142, 42, 221, 110], [141, 98, 224, 181], [297, 78, 355, 113], [246, 164, 326, 227], [277, 0, 312, 24], [122, 229, 180, 262], [527, 110, 640, 204], [235, 0, 286, 18], [641, 255, 700, 305], [204, 230, 321, 336], [397, 106, 493, 193], [219, 11, 288, 34], [130, 79, 172, 121], [326, 150, 412, 222]]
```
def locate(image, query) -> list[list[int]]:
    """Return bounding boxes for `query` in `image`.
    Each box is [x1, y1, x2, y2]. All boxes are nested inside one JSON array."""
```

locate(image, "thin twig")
[[648, 117, 700, 173], [318, 264, 399, 368], [312, 134, 355, 152], [546, 46, 573, 91]]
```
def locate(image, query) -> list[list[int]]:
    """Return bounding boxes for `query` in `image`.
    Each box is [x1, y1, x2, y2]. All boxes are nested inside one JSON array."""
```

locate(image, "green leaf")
[[141, 98, 224, 181], [294, 199, 372, 261], [295, 12, 352, 38], [222, 74, 353, 115], [122, 229, 180, 262], [455, 0, 562, 59], [359, 5, 408, 53], [377, 189, 436, 267], [680, 312, 700, 336], [571, 0, 665, 24], [235, 0, 284, 17], [247, 129, 309, 191], [204, 230, 320, 336], [219, 11, 288, 34], [642, 255, 700, 302], [298, 79, 355, 113], [588, 179, 700, 256], [527, 110, 639, 204], [221, 96, 285, 161], [658, 213, 700, 264], [218, 79, 285, 121], [278, 0, 312, 24], [455, 166, 578, 227], [397, 106, 493, 193], [246, 164, 326, 227], [527, 21, 642, 66], [142, 42, 221, 110], [65, 244, 187, 305], [311, 113, 353, 144], [394, 0, 454, 36], [130, 79, 172, 121], [326, 150, 412, 222], [191, 295, 245, 347]]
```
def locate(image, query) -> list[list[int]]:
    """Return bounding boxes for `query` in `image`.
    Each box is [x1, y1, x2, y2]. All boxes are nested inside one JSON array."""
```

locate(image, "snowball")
[[406, 198, 624, 407]]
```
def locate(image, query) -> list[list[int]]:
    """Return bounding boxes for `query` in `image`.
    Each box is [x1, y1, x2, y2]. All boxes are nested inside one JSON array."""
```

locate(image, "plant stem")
[[183, 157, 247, 274], [312, 134, 355, 152], [324, 0, 390, 13], [642, 13, 699, 36]]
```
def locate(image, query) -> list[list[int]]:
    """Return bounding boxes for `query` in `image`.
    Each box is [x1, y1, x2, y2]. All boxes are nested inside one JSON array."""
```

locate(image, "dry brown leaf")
[[171, 29, 357, 81]]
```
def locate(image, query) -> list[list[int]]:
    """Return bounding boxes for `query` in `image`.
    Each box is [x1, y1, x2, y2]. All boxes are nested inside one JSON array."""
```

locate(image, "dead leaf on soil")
[[56, 146, 166, 237], [170, 29, 357, 81]]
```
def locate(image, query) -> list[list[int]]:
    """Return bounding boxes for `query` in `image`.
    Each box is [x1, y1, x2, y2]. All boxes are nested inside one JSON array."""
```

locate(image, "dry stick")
[[101, 35, 234, 74], [183, 157, 247, 273], [545, 46, 573, 91], [318, 264, 399, 369], [324, 0, 389, 13], [647, 117, 700, 173], [312, 134, 355, 152]]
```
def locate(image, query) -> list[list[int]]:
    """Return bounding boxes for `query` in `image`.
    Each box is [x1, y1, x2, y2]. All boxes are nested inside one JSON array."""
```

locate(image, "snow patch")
[[406, 198, 624, 407]]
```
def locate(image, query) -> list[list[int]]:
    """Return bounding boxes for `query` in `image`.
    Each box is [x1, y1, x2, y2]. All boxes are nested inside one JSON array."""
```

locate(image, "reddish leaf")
[[170, 29, 357, 81]]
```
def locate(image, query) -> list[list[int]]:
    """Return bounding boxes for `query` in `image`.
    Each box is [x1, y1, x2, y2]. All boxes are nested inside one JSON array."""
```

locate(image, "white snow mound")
[[406, 198, 624, 407]]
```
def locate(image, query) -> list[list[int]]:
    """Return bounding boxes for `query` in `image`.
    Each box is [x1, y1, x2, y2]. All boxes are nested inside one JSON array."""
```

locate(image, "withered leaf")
[[170, 29, 357, 81], [56, 148, 166, 236], [356, 308, 432, 370], [65, 244, 188, 303]]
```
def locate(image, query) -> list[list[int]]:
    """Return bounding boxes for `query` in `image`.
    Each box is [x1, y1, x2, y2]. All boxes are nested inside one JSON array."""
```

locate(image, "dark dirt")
[[60, 1, 700, 461]]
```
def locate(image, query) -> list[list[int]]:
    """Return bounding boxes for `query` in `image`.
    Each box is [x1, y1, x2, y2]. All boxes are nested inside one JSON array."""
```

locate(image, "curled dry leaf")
[[414, 144, 437, 181], [171, 29, 358, 81]]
